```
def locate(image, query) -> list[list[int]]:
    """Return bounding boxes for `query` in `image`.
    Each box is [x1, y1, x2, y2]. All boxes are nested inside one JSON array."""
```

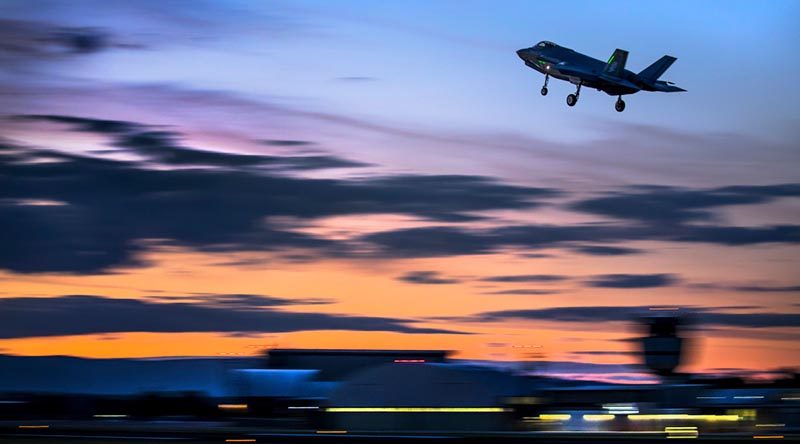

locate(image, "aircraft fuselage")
[[518, 45, 639, 96]]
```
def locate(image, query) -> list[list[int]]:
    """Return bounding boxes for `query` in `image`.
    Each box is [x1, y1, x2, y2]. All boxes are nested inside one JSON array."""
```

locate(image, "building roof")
[[327, 362, 532, 407]]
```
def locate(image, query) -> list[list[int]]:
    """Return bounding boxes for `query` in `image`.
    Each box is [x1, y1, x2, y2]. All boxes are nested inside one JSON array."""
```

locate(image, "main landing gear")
[[566, 82, 581, 107], [615, 96, 626, 112], [540, 74, 549, 96]]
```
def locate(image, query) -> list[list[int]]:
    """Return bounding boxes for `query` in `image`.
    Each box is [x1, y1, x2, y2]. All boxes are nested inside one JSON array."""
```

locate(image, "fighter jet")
[[516, 41, 685, 112]]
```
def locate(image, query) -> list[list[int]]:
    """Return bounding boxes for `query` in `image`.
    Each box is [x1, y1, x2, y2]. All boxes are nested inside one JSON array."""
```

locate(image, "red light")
[[393, 359, 426, 363]]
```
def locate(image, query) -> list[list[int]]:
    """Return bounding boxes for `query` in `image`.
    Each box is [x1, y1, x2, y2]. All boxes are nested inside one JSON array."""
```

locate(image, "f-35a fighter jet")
[[516, 41, 684, 112]]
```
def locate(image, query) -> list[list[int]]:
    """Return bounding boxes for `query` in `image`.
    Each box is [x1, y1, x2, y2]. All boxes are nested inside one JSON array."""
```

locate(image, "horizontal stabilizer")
[[638, 55, 677, 82], [652, 80, 685, 92], [603, 49, 628, 77]]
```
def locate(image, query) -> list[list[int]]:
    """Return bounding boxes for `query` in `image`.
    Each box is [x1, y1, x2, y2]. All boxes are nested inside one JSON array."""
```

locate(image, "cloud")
[[479, 274, 568, 283], [695, 312, 800, 329], [3, 115, 799, 273], [482, 289, 562, 295], [700, 327, 800, 342], [397, 271, 460, 285], [144, 293, 333, 307], [359, 224, 638, 258], [571, 184, 800, 224], [359, 227, 492, 257], [467, 305, 800, 329], [585, 273, 678, 289], [689, 282, 800, 293], [570, 245, 642, 256], [0, 295, 461, 339], [18, 115, 369, 170], [0, 120, 556, 273], [472, 306, 643, 324], [0, 19, 142, 68], [360, 222, 800, 259], [670, 224, 800, 245], [730, 285, 800, 293], [336, 76, 378, 82], [262, 139, 313, 147]]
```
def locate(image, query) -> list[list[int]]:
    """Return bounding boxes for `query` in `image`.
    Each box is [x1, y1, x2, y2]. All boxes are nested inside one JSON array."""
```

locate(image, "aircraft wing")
[[598, 73, 639, 90], [554, 63, 597, 78], [556, 64, 639, 90]]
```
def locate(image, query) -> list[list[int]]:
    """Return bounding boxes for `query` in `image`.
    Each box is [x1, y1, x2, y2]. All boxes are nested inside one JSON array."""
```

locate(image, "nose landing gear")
[[615, 96, 626, 112], [566, 82, 581, 107], [541, 74, 549, 96]]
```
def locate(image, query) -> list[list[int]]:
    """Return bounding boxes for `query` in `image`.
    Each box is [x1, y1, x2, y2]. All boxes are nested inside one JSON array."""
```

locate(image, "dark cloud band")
[[0, 294, 460, 339]]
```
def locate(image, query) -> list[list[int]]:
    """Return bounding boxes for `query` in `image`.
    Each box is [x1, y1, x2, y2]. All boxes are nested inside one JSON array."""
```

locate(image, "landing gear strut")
[[540, 74, 549, 96], [566, 82, 581, 107], [615, 96, 626, 112]]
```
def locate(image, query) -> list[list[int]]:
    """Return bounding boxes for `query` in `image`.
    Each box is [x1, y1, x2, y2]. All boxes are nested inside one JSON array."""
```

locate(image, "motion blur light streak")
[[538, 414, 572, 421], [628, 414, 740, 421], [665, 426, 699, 439], [325, 407, 509, 413], [604, 403, 639, 414], [218, 404, 248, 411], [583, 414, 616, 421]]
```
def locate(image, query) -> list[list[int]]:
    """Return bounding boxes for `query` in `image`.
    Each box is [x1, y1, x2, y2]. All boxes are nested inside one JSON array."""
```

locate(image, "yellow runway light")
[[583, 414, 615, 421], [538, 413, 572, 421]]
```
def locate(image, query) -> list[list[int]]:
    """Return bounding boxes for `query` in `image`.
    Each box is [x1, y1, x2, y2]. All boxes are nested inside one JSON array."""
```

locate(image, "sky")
[[1, 0, 799, 383]]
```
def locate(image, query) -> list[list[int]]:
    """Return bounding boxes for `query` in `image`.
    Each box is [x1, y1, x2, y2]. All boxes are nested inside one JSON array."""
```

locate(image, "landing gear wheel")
[[615, 98, 626, 112], [540, 87, 548, 96], [566, 94, 578, 107]]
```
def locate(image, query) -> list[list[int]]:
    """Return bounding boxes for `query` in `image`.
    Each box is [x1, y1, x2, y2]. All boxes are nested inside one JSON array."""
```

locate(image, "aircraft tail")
[[638, 55, 677, 82], [602, 49, 628, 77], [637, 55, 684, 91]]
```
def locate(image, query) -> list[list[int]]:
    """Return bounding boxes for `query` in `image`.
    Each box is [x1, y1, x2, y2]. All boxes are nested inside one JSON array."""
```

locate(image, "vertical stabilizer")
[[603, 49, 628, 77]]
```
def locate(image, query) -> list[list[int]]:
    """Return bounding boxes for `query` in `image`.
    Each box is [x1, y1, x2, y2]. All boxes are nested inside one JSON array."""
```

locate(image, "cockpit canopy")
[[536, 41, 557, 48]]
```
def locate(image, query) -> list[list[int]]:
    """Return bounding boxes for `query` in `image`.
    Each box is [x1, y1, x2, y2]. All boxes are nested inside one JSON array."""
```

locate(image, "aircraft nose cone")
[[516, 48, 534, 60]]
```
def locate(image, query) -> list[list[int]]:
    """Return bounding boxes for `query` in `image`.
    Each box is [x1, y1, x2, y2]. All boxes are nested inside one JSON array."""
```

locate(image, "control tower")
[[639, 315, 686, 377]]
